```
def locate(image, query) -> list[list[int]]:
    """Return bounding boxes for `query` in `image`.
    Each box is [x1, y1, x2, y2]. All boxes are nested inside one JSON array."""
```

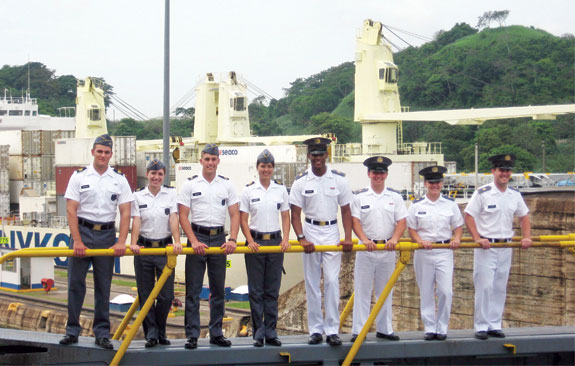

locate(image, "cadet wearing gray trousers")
[[60, 134, 133, 350], [240, 149, 291, 347], [130, 159, 182, 348]]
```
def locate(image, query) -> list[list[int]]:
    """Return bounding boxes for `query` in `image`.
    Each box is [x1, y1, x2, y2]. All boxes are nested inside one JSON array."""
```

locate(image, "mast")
[[162, 0, 171, 183]]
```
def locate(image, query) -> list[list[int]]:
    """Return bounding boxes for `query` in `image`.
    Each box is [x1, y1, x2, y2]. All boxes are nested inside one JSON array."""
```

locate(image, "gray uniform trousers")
[[134, 239, 174, 340], [184, 231, 227, 338], [66, 224, 116, 339], [244, 236, 283, 341]]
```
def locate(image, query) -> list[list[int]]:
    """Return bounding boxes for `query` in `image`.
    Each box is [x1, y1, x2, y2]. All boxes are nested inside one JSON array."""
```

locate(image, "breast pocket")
[[79, 183, 96, 203], [302, 188, 317, 198], [438, 210, 454, 225], [484, 202, 499, 213], [325, 187, 340, 197], [106, 183, 121, 203]]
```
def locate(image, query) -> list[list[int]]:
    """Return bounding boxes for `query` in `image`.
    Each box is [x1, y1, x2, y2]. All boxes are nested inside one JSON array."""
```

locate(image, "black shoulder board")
[[478, 185, 492, 194], [246, 181, 255, 187], [413, 197, 424, 203], [442, 195, 454, 201], [332, 169, 346, 177], [274, 179, 283, 185], [387, 187, 401, 194], [76, 167, 87, 172], [353, 188, 368, 195], [135, 187, 145, 192], [218, 175, 229, 180], [508, 186, 519, 192], [295, 171, 308, 180], [113, 168, 125, 176], [163, 184, 174, 189]]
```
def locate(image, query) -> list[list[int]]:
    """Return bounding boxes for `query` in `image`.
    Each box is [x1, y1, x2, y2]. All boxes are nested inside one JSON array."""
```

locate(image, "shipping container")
[[0, 130, 22, 155], [55, 165, 137, 195], [21, 130, 42, 155], [41, 130, 75, 155], [41, 155, 55, 181], [23, 156, 42, 180], [0, 145, 9, 169], [9, 180, 23, 204], [8, 155, 23, 180], [0, 169, 9, 193], [0, 192, 10, 217], [113, 136, 136, 166]]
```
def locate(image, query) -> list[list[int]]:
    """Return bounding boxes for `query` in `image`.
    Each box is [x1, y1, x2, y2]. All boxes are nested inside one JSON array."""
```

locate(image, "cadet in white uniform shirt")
[[464, 154, 531, 340], [130, 159, 182, 348], [240, 149, 290, 348], [407, 165, 463, 341], [178, 144, 240, 349], [350, 156, 406, 342], [60, 134, 133, 350], [290, 137, 353, 347]]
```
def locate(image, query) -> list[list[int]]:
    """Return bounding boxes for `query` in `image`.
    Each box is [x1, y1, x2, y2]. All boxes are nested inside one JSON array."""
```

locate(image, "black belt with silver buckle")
[[78, 217, 115, 231], [192, 223, 224, 236], [250, 230, 281, 241], [369, 238, 391, 244], [481, 236, 512, 243], [139, 236, 172, 248], [305, 218, 337, 226]]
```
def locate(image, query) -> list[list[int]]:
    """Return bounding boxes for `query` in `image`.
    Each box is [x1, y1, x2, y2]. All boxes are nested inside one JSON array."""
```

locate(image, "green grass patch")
[[226, 301, 250, 310]]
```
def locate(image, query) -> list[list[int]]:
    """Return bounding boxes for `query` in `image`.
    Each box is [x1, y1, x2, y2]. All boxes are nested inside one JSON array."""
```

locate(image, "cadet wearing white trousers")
[[464, 154, 531, 340], [407, 165, 463, 341], [350, 156, 406, 342], [290, 137, 353, 347]]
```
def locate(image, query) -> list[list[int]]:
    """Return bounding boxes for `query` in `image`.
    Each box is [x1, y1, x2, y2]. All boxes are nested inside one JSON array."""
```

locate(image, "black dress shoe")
[[158, 337, 171, 345], [350, 334, 358, 342], [326, 334, 342, 346], [210, 335, 232, 347], [145, 338, 158, 348], [95, 337, 113, 350], [185, 337, 198, 349], [308, 333, 322, 345], [59, 335, 78, 345], [265, 338, 282, 347], [487, 329, 506, 338], [424, 332, 436, 341], [253, 338, 264, 347], [435, 333, 447, 341], [474, 331, 488, 340], [376, 332, 400, 341]]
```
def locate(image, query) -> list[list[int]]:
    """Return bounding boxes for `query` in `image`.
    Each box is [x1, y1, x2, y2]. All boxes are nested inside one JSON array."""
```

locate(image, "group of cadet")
[[58, 134, 531, 350]]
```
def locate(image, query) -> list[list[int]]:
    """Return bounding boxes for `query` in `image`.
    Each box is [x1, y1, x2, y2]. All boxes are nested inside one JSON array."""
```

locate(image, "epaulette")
[[413, 197, 424, 203], [113, 168, 125, 176], [163, 184, 175, 189], [246, 181, 255, 187], [332, 169, 346, 177], [135, 187, 145, 192], [508, 186, 519, 192], [387, 187, 401, 194], [295, 171, 308, 180], [187, 175, 198, 181], [442, 195, 454, 201], [218, 174, 229, 180], [353, 188, 368, 195], [76, 167, 87, 172], [478, 185, 491, 194], [274, 179, 283, 185]]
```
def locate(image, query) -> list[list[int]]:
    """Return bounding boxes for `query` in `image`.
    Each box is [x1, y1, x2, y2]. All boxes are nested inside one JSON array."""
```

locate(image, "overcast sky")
[[2, 0, 574, 119]]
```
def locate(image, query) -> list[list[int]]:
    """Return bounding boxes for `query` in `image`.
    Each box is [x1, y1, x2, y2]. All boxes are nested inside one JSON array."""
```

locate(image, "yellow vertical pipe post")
[[339, 293, 355, 333], [112, 297, 140, 340], [342, 247, 412, 366], [110, 251, 178, 366]]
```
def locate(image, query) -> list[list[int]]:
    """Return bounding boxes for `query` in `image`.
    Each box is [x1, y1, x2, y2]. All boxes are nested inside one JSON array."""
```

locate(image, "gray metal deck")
[[1, 326, 574, 365]]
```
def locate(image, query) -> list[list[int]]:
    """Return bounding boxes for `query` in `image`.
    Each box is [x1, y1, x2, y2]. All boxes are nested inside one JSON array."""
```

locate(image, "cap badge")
[[432, 167, 438, 173], [505, 155, 511, 161], [314, 138, 320, 144], [377, 157, 383, 163]]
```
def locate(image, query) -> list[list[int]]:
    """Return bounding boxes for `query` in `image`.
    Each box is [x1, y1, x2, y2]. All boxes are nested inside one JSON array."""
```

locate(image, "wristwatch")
[[297, 234, 305, 241], [228, 238, 237, 242]]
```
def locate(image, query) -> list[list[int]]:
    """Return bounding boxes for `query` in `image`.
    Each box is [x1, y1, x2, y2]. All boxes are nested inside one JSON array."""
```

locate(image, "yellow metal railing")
[[0, 234, 574, 366]]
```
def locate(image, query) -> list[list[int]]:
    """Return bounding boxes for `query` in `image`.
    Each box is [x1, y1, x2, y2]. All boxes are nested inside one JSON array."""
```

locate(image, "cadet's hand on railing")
[[171, 242, 183, 254], [364, 239, 377, 252], [280, 239, 291, 253], [130, 244, 142, 255], [385, 238, 398, 251], [73, 241, 87, 257], [300, 238, 315, 253], [449, 239, 460, 250], [421, 240, 432, 250], [521, 237, 532, 249], [477, 238, 490, 249], [111, 242, 126, 257], [192, 241, 209, 256], [247, 241, 260, 252], [221, 240, 237, 255], [340, 239, 354, 253]]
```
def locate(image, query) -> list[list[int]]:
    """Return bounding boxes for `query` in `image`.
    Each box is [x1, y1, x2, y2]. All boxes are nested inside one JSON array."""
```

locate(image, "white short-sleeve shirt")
[[240, 180, 289, 232], [407, 195, 464, 242], [65, 165, 134, 222], [132, 185, 178, 239], [464, 182, 529, 238], [351, 186, 407, 241], [177, 174, 239, 227]]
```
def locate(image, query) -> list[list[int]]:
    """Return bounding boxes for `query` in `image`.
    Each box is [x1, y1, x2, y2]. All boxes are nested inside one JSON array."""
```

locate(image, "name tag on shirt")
[[418, 211, 427, 215], [81, 184, 90, 189], [361, 205, 370, 209], [192, 192, 202, 196], [251, 198, 261, 203], [305, 190, 314, 194], [488, 204, 496, 209], [139, 204, 148, 209]]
